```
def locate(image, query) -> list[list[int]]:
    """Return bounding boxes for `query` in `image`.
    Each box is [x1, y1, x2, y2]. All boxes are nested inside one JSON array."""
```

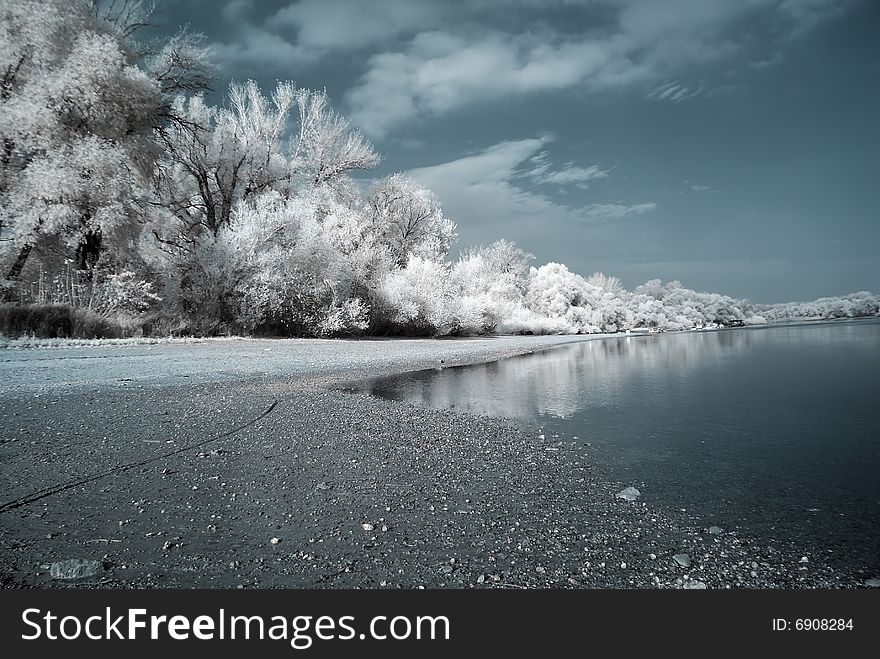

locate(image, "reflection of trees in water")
[[366, 321, 878, 419], [369, 329, 754, 419]]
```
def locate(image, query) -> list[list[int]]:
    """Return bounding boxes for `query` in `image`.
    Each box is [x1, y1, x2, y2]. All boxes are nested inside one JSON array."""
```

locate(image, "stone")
[[616, 486, 641, 501], [50, 559, 103, 580], [681, 580, 708, 589], [673, 553, 691, 568], [361, 523, 374, 531], [863, 578, 880, 588], [270, 537, 281, 545], [708, 526, 722, 535]]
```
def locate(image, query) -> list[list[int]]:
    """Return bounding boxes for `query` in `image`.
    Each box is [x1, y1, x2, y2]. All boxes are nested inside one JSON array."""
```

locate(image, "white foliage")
[[369, 173, 457, 266], [760, 291, 879, 322], [378, 255, 454, 334], [92, 270, 162, 316], [201, 190, 371, 336]]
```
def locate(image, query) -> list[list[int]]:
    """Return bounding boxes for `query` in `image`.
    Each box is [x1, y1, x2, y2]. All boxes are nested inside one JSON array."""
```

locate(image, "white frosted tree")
[[291, 89, 380, 189], [0, 0, 210, 291], [150, 81, 381, 328], [378, 255, 454, 335], [368, 174, 457, 267], [587, 272, 625, 296]]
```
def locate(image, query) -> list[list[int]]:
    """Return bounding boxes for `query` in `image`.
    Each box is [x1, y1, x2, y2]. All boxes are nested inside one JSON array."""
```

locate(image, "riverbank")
[[0, 335, 865, 588]]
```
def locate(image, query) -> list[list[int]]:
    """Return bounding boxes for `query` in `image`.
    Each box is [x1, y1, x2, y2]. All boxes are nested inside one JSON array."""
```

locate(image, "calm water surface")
[[354, 320, 880, 573]]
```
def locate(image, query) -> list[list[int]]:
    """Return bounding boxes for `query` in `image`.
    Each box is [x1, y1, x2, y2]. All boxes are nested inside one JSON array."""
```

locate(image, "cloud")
[[517, 148, 610, 189], [407, 139, 655, 234], [690, 184, 716, 193], [524, 155, 610, 189], [345, 0, 843, 136], [777, 0, 844, 37], [646, 80, 705, 103], [210, 25, 304, 71], [222, 0, 254, 23], [347, 30, 641, 137], [582, 203, 657, 221], [267, 0, 447, 57]]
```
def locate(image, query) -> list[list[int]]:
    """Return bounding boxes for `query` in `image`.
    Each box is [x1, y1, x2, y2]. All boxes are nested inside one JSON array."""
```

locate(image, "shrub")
[[0, 304, 122, 339]]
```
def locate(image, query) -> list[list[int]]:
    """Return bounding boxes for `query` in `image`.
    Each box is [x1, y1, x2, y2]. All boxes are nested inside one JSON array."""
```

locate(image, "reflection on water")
[[352, 320, 880, 573], [361, 328, 769, 419]]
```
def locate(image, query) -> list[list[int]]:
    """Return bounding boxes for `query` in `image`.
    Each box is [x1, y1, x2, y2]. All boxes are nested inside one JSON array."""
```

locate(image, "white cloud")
[[268, 0, 447, 56], [345, 0, 842, 136], [347, 31, 638, 137], [525, 157, 610, 189], [210, 25, 304, 70], [407, 139, 655, 235], [646, 80, 704, 103], [222, 0, 254, 23], [581, 202, 657, 221]]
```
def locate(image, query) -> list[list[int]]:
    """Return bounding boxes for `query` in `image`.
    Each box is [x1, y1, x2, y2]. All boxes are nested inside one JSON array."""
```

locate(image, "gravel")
[[0, 336, 864, 589]]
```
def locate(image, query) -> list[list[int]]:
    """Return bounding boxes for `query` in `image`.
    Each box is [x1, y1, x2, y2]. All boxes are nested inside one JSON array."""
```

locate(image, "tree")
[[368, 173, 457, 267], [291, 88, 380, 189], [149, 82, 381, 329], [378, 255, 453, 335], [153, 81, 297, 251], [154, 83, 380, 249], [0, 0, 210, 287], [587, 271, 625, 296]]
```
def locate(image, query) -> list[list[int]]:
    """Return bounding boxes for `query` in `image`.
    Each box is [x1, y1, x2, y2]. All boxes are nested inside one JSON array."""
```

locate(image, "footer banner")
[[0, 589, 873, 655]]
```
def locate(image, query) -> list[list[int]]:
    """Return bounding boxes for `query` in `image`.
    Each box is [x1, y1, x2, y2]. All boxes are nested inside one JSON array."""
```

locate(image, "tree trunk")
[[5, 243, 31, 281], [74, 230, 103, 272]]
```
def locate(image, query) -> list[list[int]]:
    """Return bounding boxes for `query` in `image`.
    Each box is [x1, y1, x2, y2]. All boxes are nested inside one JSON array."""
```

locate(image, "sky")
[[151, 0, 878, 303]]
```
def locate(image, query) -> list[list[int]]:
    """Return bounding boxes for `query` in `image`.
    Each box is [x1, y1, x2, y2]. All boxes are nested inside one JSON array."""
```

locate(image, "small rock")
[[863, 578, 880, 588], [616, 486, 641, 501], [361, 523, 374, 532], [681, 580, 708, 589], [270, 537, 281, 545], [316, 482, 331, 491], [673, 553, 691, 568], [649, 553, 657, 560], [477, 574, 486, 584], [381, 525, 389, 532], [799, 556, 809, 564], [708, 526, 722, 535], [620, 562, 627, 569], [50, 559, 103, 580]]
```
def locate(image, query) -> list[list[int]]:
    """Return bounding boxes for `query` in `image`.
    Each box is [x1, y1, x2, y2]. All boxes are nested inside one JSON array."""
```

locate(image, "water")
[[353, 320, 880, 573]]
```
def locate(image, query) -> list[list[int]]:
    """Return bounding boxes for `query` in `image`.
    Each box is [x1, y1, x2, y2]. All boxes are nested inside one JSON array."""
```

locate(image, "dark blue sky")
[[152, 0, 879, 303]]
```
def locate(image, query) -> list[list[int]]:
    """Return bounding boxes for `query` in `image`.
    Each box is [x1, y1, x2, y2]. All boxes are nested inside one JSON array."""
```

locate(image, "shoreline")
[[2, 314, 876, 353], [0, 332, 868, 589]]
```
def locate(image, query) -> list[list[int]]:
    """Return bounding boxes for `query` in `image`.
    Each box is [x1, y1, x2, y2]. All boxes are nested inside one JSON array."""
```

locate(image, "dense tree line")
[[1, 1, 876, 338]]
